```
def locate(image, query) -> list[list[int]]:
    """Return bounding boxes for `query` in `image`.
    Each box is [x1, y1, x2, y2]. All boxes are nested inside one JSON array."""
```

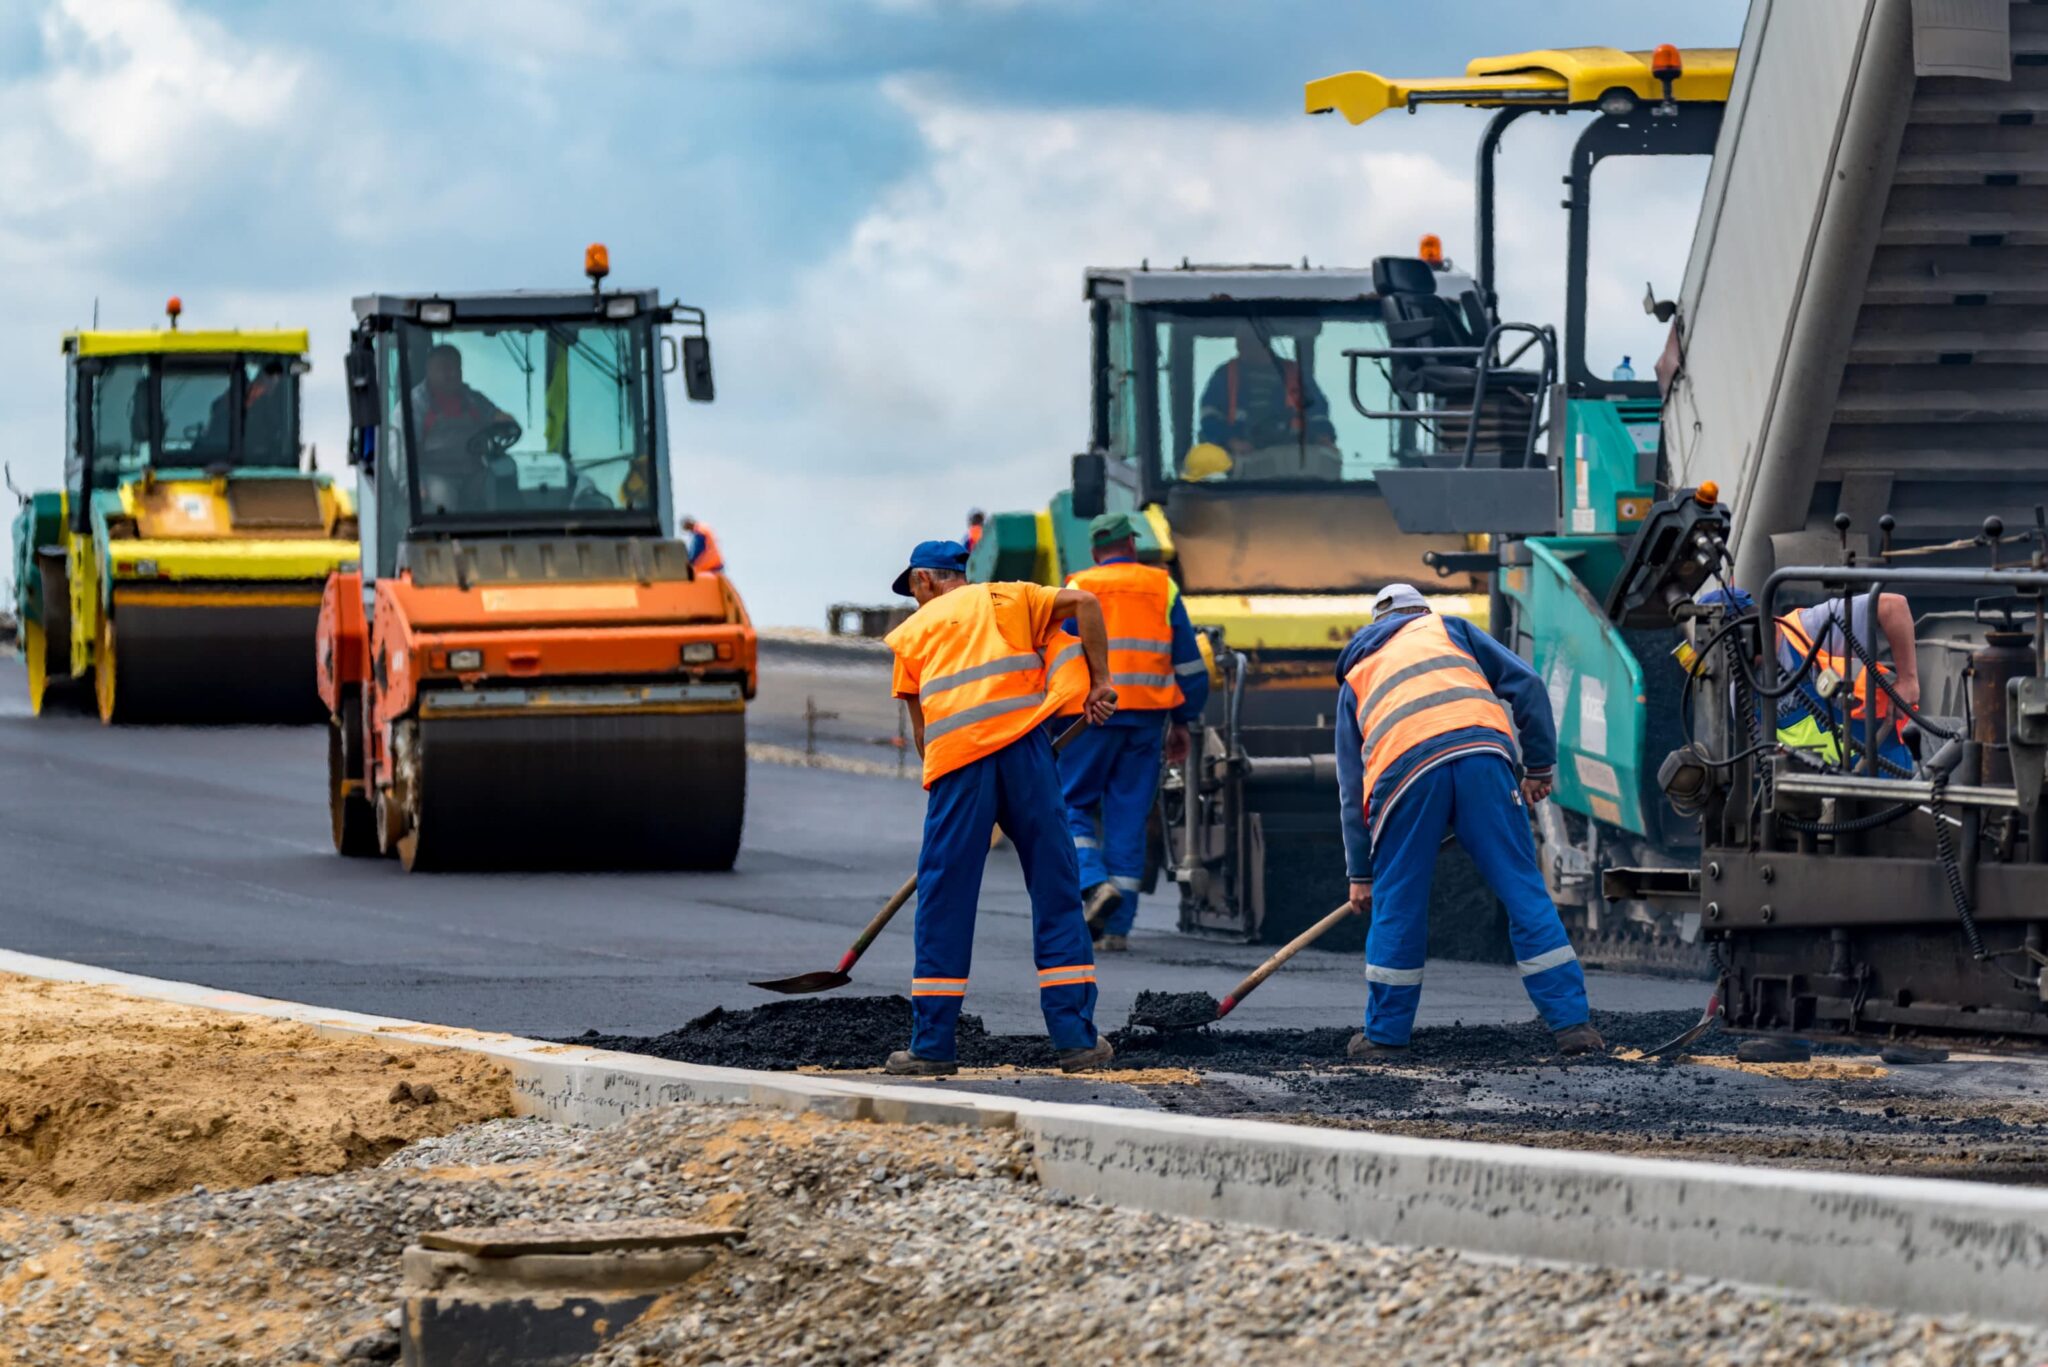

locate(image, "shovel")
[[1132, 900, 1364, 1032], [750, 714, 1095, 995], [1644, 989, 1721, 1060]]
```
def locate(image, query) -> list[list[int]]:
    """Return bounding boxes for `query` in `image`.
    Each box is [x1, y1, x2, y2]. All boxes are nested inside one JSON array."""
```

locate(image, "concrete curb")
[[7, 947, 2048, 1328]]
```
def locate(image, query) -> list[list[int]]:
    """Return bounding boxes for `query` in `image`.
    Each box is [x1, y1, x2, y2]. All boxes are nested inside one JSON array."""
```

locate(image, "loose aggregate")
[[9, 1104, 2043, 1366]]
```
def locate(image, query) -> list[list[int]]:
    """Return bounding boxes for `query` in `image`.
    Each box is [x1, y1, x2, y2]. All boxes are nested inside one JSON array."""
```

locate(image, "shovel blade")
[[748, 971, 853, 996]]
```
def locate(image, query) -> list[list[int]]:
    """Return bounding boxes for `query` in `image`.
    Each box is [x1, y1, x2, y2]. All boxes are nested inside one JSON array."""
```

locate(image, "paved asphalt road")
[[0, 641, 1692, 1045]]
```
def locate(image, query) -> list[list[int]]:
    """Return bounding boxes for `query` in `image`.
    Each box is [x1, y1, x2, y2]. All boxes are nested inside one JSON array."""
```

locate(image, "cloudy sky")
[[0, 0, 1746, 626]]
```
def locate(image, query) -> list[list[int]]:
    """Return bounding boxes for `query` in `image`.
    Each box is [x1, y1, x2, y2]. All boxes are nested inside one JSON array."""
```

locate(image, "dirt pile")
[[0, 974, 513, 1211]]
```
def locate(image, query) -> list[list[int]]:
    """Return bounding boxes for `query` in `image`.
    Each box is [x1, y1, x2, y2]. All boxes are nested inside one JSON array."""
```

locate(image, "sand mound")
[[0, 974, 513, 1211]]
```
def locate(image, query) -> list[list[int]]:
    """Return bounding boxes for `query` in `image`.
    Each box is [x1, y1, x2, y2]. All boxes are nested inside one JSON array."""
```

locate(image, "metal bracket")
[[2009, 676, 2048, 812]]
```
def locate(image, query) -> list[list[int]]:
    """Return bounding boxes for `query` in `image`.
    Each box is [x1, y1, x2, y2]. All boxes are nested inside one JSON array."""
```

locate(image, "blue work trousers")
[[1364, 753, 1590, 1045], [1056, 717, 1164, 935], [911, 726, 1099, 1060]]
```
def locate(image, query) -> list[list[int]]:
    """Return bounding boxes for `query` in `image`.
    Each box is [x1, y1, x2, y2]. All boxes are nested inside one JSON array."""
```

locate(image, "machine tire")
[[94, 613, 122, 725], [329, 693, 378, 857]]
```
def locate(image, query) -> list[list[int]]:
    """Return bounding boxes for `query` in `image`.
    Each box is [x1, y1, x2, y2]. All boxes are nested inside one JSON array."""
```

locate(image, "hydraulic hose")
[[1776, 802, 1915, 836], [1927, 774, 1988, 961]]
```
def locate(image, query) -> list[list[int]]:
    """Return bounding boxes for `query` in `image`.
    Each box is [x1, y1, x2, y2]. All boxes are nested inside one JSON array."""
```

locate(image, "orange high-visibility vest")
[[1343, 614, 1512, 824], [1058, 561, 1183, 714], [1777, 610, 1893, 721], [690, 524, 725, 574], [887, 583, 1086, 787]]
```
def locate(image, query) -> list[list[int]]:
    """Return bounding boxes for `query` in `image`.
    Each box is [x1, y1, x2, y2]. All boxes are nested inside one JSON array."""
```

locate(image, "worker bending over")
[[1336, 584, 1601, 1059], [681, 515, 724, 574], [883, 539, 1120, 1076], [1055, 512, 1210, 950], [1776, 590, 1920, 769]]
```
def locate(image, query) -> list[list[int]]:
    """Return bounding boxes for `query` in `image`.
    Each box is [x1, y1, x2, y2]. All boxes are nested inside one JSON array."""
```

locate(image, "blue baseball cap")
[[1696, 586, 1755, 613], [892, 539, 970, 597]]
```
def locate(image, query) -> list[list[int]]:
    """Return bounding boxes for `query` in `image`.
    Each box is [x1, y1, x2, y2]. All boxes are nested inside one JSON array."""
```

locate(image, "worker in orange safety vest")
[[1054, 511, 1210, 950], [681, 515, 724, 573], [1336, 584, 1600, 1060], [882, 539, 1119, 1076]]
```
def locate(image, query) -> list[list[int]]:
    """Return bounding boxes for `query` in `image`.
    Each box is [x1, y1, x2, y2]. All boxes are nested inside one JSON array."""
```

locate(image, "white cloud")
[[687, 82, 1480, 623]]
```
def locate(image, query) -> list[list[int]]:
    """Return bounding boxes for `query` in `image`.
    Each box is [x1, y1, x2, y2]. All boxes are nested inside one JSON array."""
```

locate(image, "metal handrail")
[[1344, 320, 1557, 470]]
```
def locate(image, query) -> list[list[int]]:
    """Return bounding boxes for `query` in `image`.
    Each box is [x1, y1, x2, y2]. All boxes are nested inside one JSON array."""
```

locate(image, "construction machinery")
[[972, 259, 1523, 954], [1601, 0, 2048, 1053], [1306, 45, 1736, 972], [9, 303, 358, 721], [318, 248, 755, 872]]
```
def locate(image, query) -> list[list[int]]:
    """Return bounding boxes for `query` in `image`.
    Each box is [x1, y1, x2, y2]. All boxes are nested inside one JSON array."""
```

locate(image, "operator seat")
[[1372, 256, 1539, 468]]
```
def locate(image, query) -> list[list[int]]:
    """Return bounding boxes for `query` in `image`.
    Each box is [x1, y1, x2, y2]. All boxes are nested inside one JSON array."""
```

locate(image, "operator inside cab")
[[1196, 320, 1336, 461], [411, 344, 518, 509]]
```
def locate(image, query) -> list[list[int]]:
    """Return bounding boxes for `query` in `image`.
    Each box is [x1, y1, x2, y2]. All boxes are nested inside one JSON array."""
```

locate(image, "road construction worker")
[[1055, 511, 1210, 951], [1775, 592, 1920, 770], [1335, 583, 1601, 1059], [883, 539, 1120, 1076], [681, 515, 724, 574]]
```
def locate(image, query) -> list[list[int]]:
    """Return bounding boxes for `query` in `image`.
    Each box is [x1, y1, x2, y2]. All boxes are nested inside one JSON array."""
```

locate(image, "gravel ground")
[[5, 1102, 2047, 1365]]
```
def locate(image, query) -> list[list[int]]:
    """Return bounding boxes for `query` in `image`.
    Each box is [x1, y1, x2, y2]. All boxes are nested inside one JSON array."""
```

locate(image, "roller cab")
[[10, 316, 356, 721], [323, 262, 751, 871]]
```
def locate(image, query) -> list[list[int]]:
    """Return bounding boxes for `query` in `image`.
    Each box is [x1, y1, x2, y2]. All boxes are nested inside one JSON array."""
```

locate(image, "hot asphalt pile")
[[8, 1101, 2046, 1365], [576, 997, 2048, 1180]]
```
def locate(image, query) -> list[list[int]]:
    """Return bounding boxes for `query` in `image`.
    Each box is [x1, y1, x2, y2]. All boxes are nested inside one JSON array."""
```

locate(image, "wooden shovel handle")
[[1217, 901, 1361, 1018]]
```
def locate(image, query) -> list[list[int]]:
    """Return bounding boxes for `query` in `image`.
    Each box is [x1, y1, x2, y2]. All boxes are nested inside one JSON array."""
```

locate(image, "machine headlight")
[[133, 559, 159, 578], [448, 648, 483, 671], [604, 297, 638, 319], [681, 642, 717, 664], [418, 301, 454, 325]]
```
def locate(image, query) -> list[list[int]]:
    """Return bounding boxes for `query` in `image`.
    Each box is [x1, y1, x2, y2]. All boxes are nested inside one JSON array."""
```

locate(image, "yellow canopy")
[[66, 328, 310, 358], [1307, 46, 1737, 125]]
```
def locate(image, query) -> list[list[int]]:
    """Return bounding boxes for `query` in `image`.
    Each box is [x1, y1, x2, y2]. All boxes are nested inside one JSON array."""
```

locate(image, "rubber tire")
[[94, 614, 121, 725], [329, 694, 378, 857]]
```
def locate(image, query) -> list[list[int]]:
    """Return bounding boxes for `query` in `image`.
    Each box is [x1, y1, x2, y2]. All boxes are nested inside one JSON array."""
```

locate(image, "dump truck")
[[1306, 45, 1736, 972], [972, 260, 1521, 954], [9, 303, 358, 721], [318, 248, 756, 871]]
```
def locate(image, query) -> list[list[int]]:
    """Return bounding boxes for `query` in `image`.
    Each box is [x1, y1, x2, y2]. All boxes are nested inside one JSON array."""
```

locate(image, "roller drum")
[[103, 596, 325, 722], [401, 709, 746, 871]]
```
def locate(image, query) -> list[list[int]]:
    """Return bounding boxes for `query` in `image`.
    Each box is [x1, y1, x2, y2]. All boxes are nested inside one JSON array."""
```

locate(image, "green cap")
[[1088, 511, 1139, 546]]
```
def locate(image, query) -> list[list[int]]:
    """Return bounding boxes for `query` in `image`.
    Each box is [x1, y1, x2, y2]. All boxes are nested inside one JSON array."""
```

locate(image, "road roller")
[[9, 302, 357, 722], [316, 248, 756, 872]]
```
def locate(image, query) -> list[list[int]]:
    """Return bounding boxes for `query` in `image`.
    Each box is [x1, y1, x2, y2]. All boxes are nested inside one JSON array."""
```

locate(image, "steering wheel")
[[466, 418, 522, 460]]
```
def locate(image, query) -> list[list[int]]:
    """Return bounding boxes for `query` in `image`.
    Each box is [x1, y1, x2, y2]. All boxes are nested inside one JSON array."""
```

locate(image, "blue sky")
[[0, 0, 1747, 625]]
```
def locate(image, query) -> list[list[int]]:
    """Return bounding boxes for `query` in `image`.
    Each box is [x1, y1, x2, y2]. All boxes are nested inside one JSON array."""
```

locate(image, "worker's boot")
[[1346, 1032, 1408, 1061], [1552, 1022, 1607, 1057], [884, 1051, 959, 1077], [1099, 934, 1130, 952], [1057, 1038, 1116, 1073], [1082, 882, 1123, 937]]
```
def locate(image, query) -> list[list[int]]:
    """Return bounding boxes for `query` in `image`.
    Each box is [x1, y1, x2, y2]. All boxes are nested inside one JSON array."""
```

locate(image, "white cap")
[[1371, 583, 1430, 619]]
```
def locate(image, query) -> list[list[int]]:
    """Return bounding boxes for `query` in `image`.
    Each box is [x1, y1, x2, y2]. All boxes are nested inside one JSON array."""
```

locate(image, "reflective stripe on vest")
[[1058, 561, 1185, 713], [1776, 610, 1891, 721], [1343, 615, 1512, 828], [886, 583, 1079, 787]]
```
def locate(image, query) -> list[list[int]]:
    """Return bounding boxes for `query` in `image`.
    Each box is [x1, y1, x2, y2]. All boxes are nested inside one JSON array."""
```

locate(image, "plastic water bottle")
[[1612, 355, 1636, 382]]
